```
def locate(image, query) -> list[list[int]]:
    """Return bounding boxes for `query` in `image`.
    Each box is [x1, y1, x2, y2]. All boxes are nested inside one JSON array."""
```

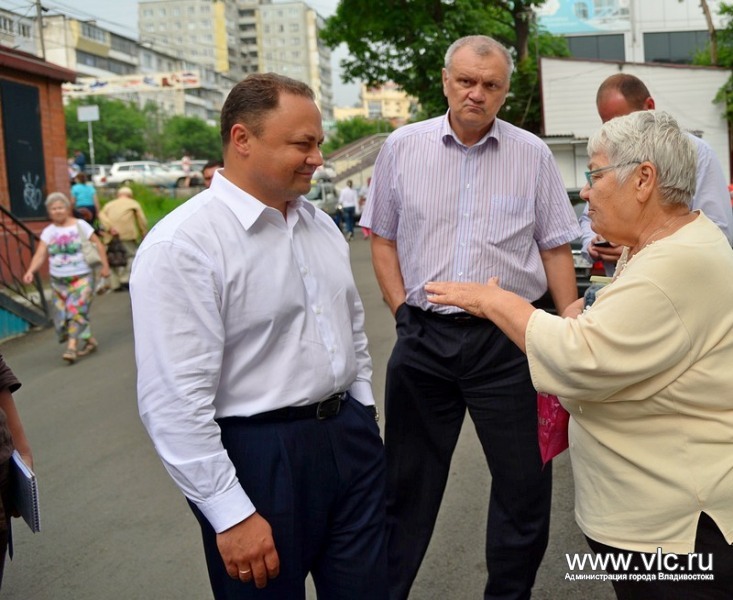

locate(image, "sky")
[[16, 0, 360, 106]]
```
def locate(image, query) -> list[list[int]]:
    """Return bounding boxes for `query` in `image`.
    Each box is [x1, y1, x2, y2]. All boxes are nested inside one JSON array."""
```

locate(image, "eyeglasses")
[[584, 161, 641, 188]]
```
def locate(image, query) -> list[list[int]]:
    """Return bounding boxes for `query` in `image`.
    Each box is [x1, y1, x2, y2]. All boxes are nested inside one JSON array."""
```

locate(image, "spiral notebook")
[[10, 450, 40, 533]]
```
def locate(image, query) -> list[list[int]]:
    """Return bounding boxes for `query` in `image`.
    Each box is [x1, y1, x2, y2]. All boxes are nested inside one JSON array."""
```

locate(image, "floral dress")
[[40, 221, 95, 343]]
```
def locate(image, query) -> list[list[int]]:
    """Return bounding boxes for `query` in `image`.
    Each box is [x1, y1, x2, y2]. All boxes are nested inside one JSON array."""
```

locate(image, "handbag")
[[106, 235, 128, 268], [537, 391, 569, 467], [76, 222, 102, 267]]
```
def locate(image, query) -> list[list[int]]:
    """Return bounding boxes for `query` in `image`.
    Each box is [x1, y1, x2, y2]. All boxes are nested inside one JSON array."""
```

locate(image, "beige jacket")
[[526, 212, 733, 553], [99, 197, 148, 242]]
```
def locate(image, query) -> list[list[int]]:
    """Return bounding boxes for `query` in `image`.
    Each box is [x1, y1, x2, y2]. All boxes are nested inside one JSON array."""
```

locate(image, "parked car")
[[86, 164, 111, 187], [305, 174, 340, 218], [167, 159, 206, 186], [104, 161, 188, 188]]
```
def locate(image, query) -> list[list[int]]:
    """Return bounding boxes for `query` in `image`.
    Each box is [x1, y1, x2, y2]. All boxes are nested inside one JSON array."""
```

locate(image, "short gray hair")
[[444, 35, 514, 76], [587, 110, 696, 207], [45, 191, 71, 209]]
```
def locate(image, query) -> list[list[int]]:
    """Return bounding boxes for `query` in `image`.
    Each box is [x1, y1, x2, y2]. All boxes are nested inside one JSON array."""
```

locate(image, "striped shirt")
[[360, 113, 581, 311]]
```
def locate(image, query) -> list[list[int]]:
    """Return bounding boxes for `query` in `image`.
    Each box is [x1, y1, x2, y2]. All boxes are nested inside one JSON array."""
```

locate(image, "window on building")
[[644, 31, 709, 64], [574, 3, 588, 19], [81, 23, 108, 43], [291, 37, 301, 46], [18, 23, 31, 38], [290, 23, 300, 33], [111, 36, 136, 55], [567, 34, 624, 61], [368, 101, 382, 118], [158, 8, 166, 17], [143, 9, 153, 17]]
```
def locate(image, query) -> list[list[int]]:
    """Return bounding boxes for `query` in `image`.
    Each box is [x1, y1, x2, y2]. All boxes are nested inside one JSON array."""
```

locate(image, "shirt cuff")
[[196, 484, 256, 533], [348, 380, 375, 407]]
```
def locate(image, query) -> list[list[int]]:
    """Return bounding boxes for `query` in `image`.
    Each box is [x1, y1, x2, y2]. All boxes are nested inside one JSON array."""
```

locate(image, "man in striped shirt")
[[359, 35, 581, 600]]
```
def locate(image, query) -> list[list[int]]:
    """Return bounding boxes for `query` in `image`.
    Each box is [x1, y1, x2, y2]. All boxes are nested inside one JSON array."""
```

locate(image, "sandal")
[[62, 348, 77, 364], [77, 339, 98, 357]]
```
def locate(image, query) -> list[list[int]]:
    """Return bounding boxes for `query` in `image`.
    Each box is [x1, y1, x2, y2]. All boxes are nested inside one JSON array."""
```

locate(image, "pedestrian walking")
[[22, 193, 109, 363]]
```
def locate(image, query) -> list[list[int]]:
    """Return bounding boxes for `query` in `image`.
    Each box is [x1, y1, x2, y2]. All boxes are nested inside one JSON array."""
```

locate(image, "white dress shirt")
[[130, 171, 375, 533], [339, 185, 359, 209]]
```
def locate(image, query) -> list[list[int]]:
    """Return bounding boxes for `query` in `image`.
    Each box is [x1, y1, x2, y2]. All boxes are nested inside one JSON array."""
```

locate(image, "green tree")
[[323, 116, 395, 155], [65, 97, 149, 164], [161, 115, 221, 161], [320, 0, 567, 132], [695, 2, 733, 122]]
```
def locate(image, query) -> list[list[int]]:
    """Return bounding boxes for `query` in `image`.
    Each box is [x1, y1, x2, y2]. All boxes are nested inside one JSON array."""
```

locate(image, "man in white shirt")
[[130, 73, 386, 599], [581, 73, 733, 271], [338, 179, 359, 240]]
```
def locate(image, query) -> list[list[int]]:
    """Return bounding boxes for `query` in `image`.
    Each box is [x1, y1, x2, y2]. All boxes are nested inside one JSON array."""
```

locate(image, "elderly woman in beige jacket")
[[425, 110, 733, 599], [98, 186, 148, 291]]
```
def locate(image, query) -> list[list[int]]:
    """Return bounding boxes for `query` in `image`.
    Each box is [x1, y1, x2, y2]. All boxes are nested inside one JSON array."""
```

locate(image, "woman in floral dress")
[[23, 193, 109, 364]]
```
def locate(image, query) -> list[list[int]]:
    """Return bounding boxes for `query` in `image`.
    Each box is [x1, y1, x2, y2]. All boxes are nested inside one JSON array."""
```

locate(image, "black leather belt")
[[420, 309, 484, 323], [244, 392, 347, 422]]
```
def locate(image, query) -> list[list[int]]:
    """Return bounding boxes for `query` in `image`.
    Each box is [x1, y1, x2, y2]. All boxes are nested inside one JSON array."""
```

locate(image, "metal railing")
[[0, 205, 51, 327]]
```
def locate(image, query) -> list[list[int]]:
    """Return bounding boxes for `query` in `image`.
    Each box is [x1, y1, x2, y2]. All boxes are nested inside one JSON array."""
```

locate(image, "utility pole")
[[35, 0, 46, 60]]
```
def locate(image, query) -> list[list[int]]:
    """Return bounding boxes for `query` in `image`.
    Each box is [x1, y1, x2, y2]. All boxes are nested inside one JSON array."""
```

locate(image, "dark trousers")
[[343, 207, 356, 235], [385, 305, 552, 600], [189, 397, 388, 599], [587, 512, 733, 600]]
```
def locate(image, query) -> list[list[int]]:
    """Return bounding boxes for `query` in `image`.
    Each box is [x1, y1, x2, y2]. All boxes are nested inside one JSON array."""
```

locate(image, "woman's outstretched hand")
[[425, 277, 501, 320]]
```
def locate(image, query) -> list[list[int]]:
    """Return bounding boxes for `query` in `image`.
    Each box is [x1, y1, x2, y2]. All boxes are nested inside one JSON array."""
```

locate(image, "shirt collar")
[[209, 173, 316, 230], [440, 110, 501, 148]]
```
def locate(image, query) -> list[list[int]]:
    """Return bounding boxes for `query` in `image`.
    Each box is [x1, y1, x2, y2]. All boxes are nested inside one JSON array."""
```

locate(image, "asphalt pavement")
[[0, 233, 614, 599]]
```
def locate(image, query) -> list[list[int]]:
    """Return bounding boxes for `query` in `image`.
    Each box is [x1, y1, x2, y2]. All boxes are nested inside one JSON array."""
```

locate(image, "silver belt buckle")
[[316, 393, 342, 420]]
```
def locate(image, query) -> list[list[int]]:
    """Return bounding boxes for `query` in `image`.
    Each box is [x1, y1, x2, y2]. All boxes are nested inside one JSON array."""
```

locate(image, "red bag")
[[537, 392, 569, 467]]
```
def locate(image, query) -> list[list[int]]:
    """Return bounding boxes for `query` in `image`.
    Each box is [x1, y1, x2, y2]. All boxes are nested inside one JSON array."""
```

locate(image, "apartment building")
[[30, 14, 229, 123], [258, 1, 333, 120], [334, 82, 416, 125], [139, 0, 245, 80], [0, 7, 36, 55]]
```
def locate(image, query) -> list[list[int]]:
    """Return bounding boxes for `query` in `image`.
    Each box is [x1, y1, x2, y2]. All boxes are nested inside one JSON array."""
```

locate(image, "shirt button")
[[301, 267, 309, 276], [314, 306, 322, 315]]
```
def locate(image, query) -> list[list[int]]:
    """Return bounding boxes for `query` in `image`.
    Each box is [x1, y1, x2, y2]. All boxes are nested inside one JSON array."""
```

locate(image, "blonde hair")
[[45, 192, 71, 209]]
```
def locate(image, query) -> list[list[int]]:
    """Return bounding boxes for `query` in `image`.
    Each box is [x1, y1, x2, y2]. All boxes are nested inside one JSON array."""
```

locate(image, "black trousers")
[[587, 512, 733, 599], [189, 397, 388, 599], [385, 305, 552, 600]]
